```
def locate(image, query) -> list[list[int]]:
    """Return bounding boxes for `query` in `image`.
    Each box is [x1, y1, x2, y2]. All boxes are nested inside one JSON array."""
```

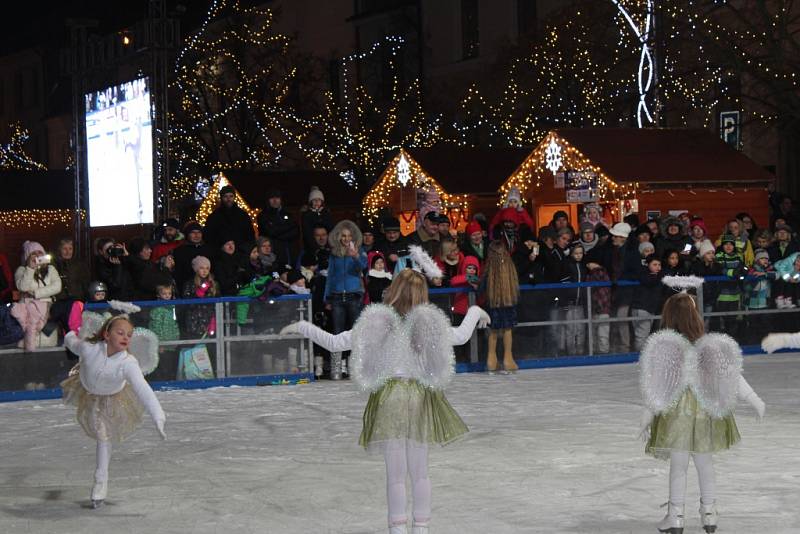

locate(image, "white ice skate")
[[699, 502, 718, 533], [657, 502, 684, 534], [388, 524, 406, 534], [411, 522, 429, 534], [90, 480, 107, 508]]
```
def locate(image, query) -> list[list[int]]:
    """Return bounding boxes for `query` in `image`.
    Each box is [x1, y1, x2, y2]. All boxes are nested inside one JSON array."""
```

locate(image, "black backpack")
[[0, 304, 24, 346]]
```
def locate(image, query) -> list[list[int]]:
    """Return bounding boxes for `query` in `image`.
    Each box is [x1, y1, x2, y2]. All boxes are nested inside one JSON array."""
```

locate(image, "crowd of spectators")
[[1, 185, 799, 367]]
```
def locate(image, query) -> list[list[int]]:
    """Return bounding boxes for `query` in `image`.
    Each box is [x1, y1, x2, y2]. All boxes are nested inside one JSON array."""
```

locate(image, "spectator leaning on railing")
[[151, 218, 184, 264]]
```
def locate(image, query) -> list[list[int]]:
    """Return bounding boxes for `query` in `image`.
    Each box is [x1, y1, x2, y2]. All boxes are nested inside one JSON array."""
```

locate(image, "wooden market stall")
[[499, 128, 775, 234], [362, 146, 531, 235]]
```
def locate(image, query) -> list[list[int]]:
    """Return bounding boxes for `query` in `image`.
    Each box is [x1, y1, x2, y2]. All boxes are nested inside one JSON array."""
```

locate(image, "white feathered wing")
[[128, 327, 160, 376], [692, 333, 742, 418], [78, 311, 106, 340], [639, 329, 693, 414], [350, 304, 402, 391], [406, 303, 456, 389]]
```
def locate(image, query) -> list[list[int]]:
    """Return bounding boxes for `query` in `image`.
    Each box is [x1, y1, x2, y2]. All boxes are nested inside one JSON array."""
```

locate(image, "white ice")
[[1, 354, 799, 534]]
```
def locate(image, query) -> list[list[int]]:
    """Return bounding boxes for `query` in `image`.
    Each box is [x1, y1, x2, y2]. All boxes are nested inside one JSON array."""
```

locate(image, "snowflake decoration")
[[396, 153, 411, 186], [545, 139, 563, 175], [340, 169, 356, 186]]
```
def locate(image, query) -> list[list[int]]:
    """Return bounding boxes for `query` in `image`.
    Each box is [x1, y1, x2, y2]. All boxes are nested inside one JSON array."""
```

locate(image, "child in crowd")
[[281, 265, 489, 534], [87, 281, 108, 303], [715, 235, 746, 336], [12, 241, 62, 351], [630, 254, 665, 351], [585, 260, 612, 353], [148, 283, 180, 381], [435, 238, 464, 286], [662, 249, 686, 277], [745, 249, 777, 344], [564, 243, 588, 355], [62, 314, 166, 507], [773, 251, 800, 309], [639, 291, 764, 534], [690, 242, 722, 330], [483, 240, 520, 373], [366, 253, 392, 304], [181, 256, 219, 339]]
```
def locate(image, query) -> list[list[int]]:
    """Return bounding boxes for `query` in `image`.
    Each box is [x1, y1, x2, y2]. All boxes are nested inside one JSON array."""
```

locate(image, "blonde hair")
[[383, 269, 429, 316], [87, 315, 134, 343], [659, 293, 704, 342], [193, 273, 219, 297], [484, 240, 519, 307]]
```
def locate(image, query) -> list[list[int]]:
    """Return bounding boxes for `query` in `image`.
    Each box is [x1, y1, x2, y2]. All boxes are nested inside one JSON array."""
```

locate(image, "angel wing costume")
[[293, 303, 487, 449], [639, 329, 762, 459], [60, 309, 165, 442]]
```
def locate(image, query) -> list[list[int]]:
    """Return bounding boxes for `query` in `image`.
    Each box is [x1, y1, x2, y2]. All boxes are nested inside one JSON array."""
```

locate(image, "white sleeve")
[[33, 266, 62, 299], [450, 306, 484, 346], [295, 321, 352, 353], [737, 376, 757, 401], [64, 331, 91, 358], [123, 358, 165, 423], [14, 266, 36, 293]]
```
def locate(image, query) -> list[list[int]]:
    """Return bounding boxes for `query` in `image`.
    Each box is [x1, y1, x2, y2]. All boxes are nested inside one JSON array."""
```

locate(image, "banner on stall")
[[565, 170, 599, 203]]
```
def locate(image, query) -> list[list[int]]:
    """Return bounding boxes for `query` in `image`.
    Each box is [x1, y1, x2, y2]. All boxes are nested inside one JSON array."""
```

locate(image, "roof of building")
[[221, 169, 361, 207], [552, 128, 775, 185], [0, 170, 75, 210], [406, 146, 532, 194]]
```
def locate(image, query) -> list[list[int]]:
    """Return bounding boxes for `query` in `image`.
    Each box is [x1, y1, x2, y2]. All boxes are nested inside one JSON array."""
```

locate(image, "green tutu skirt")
[[359, 378, 468, 450], [646, 389, 740, 460]]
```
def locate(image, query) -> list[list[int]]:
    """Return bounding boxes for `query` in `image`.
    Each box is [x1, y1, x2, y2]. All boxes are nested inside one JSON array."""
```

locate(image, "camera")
[[108, 245, 125, 258], [35, 254, 51, 266]]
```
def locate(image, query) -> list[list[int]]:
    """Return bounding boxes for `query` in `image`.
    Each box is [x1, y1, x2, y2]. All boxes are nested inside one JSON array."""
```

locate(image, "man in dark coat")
[[256, 189, 299, 268], [203, 185, 256, 249], [375, 216, 408, 273], [172, 221, 216, 289]]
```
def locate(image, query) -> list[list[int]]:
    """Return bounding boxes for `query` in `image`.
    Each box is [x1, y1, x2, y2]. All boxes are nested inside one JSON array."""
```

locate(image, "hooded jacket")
[[325, 220, 367, 300], [450, 255, 483, 315], [656, 216, 692, 258]]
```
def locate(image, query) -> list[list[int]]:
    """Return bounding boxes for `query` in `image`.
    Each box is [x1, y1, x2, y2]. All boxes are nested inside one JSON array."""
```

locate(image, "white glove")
[[474, 307, 491, 329], [761, 333, 788, 354], [638, 408, 653, 442], [155, 419, 167, 440], [747, 394, 766, 421], [280, 322, 302, 336]]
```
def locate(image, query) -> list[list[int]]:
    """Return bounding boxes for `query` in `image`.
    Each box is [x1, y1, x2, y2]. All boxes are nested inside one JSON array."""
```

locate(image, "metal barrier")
[[1, 274, 795, 393]]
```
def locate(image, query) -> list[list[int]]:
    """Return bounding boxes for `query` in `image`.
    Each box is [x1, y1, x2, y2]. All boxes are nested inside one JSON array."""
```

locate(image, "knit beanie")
[[191, 255, 211, 272], [466, 221, 483, 236], [22, 240, 45, 263], [720, 234, 736, 246], [506, 187, 521, 204], [690, 217, 707, 235], [219, 185, 235, 197], [754, 248, 770, 263], [639, 241, 655, 255], [308, 186, 325, 203], [697, 240, 715, 257], [286, 269, 304, 285]]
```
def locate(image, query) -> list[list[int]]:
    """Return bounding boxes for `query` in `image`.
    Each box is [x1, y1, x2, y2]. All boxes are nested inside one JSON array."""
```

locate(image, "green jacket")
[[148, 305, 180, 341]]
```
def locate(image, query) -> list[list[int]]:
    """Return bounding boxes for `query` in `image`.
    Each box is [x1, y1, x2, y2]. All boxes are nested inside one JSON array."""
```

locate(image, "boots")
[[388, 525, 406, 534], [502, 329, 518, 373], [411, 522, 429, 534], [699, 502, 718, 533], [657, 502, 685, 534], [90, 480, 107, 508], [486, 331, 498, 373]]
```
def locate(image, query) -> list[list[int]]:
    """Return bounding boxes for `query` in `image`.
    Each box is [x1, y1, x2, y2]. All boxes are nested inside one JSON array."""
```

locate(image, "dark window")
[[517, 0, 538, 38], [15, 70, 24, 108], [461, 0, 479, 60]]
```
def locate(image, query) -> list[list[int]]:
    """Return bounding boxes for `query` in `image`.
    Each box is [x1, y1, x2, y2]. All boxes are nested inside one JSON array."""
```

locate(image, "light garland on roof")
[[0, 209, 85, 229], [195, 173, 260, 233]]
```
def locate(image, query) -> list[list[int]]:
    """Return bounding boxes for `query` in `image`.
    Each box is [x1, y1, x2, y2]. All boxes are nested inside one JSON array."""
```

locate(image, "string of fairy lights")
[[0, 123, 47, 171]]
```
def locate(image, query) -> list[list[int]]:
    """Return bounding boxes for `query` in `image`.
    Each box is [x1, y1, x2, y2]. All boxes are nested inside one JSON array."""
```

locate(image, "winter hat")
[[552, 210, 569, 222], [539, 227, 557, 241], [423, 211, 439, 222], [127, 237, 147, 257], [466, 221, 482, 236], [689, 217, 707, 235], [645, 253, 660, 265], [382, 216, 401, 232], [720, 234, 736, 246], [775, 222, 793, 234], [639, 241, 655, 255], [580, 221, 595, 233], [162, 217, 180, 230], [183, 221, 203, 235], [21, 240, 45, 263], [635, 224, 653, 238], [370, 252, 386, 268], [610, 222, 632, 238], [754, 249, 770, 262], [435, 213, 451, 225], [300, 250, 318, 267], [219, 185, 235, 197], [697, 240, 715, 257], [506, 187, 521, 204], [499, 207, 518, 224], [308, 186, 325, 203], [557, 227, 573, 237], [191, 255, 211, 272], [286, 269, 304, 285], [267, 188, 282, 199], [596, 225, 610, 238]]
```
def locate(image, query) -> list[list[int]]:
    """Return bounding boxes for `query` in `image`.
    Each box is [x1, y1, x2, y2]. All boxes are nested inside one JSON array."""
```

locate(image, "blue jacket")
[[325, 253, 366, 300]]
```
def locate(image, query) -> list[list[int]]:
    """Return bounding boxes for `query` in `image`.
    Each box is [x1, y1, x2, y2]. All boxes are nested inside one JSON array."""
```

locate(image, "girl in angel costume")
[[281, 245, 490, 534], [639, 279, 765, 534], [60, 301, 166, 508]]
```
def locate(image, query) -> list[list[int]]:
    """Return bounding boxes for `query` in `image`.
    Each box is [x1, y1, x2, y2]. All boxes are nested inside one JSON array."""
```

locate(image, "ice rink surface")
[[1, 354, 799, 534]]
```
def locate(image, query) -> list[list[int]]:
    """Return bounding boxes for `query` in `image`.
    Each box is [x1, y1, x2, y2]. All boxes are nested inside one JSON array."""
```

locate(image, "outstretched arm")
[[282, 321, 352, 353], [450, 305, 490, 345], [737, 376, 765, 419], [761, 332, 800, 353], [123, 359, 166, 438]]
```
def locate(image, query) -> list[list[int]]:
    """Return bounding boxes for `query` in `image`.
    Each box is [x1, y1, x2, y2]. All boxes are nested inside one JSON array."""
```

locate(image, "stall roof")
[[554, 128, 775, 185], [0, 170, 75, 210], [221, 170, 361, 207], [406, 146, 532, 194]]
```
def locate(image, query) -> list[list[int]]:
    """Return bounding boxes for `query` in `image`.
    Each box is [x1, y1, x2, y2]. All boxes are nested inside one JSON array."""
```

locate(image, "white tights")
[[383, 440, 431, 527], [668, 451, 715, 506], [95, 440, 112, 483]]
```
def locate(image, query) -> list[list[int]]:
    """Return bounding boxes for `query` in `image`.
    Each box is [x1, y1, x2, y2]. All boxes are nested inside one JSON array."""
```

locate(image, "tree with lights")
[[0, 123, 47, 171], [170, 0, 320, 203]]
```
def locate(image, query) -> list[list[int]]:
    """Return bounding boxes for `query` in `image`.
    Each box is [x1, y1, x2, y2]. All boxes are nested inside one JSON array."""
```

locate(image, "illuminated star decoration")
[[544, 138, 563, 175], [396, 153, 411, 186]]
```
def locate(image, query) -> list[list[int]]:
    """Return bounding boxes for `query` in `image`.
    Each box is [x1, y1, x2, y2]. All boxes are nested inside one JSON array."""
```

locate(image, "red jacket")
[[449, 255, 483, 315], [489, 206, 534, 237], [151, 238, 185, 264]]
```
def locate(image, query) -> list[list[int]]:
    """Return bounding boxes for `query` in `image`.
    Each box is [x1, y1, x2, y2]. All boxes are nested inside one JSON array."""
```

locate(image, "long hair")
[[484, 240, 519, 307], [659, 292, 704, 342], [328, 220, 363, 257], [87, 315, 134, 344], [193, 273, 218, 297], [383, 269, 429, 316]]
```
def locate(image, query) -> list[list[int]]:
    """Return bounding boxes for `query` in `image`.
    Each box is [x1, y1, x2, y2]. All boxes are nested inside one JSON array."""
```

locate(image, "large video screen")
[[85, 77, 154, 226]]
